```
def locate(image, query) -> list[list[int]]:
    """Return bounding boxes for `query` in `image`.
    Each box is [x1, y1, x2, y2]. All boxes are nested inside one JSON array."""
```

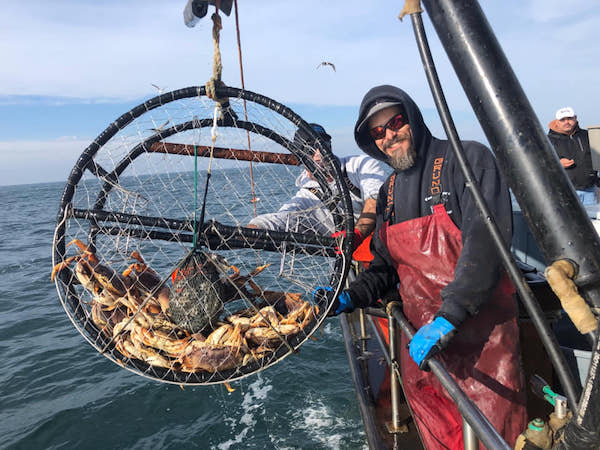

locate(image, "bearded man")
[[315, 85, 527, 449]]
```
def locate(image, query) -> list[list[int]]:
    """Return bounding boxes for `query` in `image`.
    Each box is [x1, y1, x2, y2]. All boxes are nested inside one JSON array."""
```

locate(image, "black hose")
[[409, 9, 580, 412]]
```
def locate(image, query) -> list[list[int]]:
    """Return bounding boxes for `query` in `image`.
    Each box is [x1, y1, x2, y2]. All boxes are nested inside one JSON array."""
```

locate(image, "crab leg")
[[50, 255, 79, 281]]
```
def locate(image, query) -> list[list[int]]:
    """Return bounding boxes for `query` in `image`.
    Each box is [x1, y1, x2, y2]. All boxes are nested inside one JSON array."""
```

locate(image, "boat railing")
[[360, 305, 510, 450]]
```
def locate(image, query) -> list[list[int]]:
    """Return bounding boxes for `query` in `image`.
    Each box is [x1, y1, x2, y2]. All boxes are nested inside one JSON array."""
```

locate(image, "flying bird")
[[316, 61, 336, 72], [149, 120, 169, 132], [151, 83, 166, 94]]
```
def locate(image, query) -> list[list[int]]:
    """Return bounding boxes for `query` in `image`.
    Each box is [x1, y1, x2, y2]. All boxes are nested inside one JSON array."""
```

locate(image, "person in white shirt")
[[248, 123, 388, 248]]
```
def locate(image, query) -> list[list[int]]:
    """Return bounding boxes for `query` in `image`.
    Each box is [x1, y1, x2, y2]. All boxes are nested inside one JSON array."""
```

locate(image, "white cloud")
[[2, 0, 595, 117], [0, 1, 452, 107], [1, 0, 600, 185]]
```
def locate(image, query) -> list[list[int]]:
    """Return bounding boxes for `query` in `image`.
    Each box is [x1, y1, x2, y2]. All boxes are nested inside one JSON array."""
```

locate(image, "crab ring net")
[[52, 86, 354, 385]]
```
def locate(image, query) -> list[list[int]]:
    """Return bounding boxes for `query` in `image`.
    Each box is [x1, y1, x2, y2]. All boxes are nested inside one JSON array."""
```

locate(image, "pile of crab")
[[51, 240, 319, 374]]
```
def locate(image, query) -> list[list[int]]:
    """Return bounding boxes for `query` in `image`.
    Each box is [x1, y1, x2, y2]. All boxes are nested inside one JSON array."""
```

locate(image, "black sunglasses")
[[369, 113, 408, 140]]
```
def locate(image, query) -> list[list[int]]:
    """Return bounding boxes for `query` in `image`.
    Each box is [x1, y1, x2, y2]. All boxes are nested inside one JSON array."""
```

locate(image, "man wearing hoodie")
[[314, 85, 526, 449], [548, 106, 597, 205]]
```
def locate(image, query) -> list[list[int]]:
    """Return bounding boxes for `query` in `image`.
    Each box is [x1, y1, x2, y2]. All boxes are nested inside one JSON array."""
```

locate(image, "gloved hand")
[[409, 317, 456, 370], [331, 228, 365, 253], [312, 286, 354, 316]]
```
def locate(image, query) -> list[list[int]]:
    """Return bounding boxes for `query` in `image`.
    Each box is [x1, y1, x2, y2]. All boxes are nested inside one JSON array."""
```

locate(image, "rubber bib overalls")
[[380, 169, 527, 449]]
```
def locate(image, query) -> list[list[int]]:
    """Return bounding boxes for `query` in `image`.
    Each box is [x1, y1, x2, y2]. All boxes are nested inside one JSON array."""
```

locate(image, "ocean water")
[[0, 180, 366, 450]]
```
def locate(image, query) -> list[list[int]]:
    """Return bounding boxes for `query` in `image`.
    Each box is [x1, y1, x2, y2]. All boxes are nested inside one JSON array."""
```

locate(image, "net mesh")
[[52, 86, 353, 385]]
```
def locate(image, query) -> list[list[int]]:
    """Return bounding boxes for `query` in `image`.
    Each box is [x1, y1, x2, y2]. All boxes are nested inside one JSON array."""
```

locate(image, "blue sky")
[[1, 0, 599, 186]]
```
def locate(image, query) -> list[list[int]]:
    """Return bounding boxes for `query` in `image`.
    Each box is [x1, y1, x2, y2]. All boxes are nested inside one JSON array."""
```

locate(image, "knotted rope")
[[205, 12, 228, 107]]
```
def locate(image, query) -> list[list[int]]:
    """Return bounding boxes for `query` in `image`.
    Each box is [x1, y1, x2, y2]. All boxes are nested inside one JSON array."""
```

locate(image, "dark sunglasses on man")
[[369, 113, 408, 140]]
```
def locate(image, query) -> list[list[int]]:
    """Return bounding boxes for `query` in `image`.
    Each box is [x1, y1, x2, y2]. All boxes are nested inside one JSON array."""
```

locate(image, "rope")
[[198, 2, 224, 246], [192, 144, 199, 249], [205, 11, 228, 106], [233, 0, 258, 214], [197, 105, 221, 232]]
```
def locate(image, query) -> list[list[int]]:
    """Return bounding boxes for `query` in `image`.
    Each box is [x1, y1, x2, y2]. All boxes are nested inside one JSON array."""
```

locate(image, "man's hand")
[[312, 286, 354, 316], [560, 158, 575, 168], [409, 317, 456, 370]]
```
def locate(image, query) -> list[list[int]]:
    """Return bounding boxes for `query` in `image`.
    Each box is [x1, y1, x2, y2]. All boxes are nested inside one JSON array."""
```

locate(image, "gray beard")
[[388, 145, 417, 171]]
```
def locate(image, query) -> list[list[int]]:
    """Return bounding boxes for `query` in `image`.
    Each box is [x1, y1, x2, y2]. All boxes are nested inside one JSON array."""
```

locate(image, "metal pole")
[[421, 0, 600, 308], [463, 419, 479, 450], [359, 309, 369, 353], [148, 142, 300, 165], [388, 303, 511, 450], [386, 307, 403, 434]]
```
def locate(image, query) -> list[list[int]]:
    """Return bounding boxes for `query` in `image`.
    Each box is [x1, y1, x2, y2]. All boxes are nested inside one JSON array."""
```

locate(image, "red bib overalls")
[[380, 202, 527, 449]]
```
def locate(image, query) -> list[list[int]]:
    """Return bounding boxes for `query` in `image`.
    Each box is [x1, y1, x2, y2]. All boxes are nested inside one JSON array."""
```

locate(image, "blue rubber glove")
[[409, 317, 456, 370], [312, 286, 354, 316]]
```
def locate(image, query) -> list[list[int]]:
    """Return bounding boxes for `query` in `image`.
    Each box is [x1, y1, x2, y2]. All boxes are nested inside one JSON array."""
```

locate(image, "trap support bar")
[[72, 208, 337, 251], [148, 142, 300, 166], [96, 226, 337, 257]]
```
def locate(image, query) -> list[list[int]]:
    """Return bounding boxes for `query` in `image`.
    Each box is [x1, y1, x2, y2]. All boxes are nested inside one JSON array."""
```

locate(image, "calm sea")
[[0, 180, 366, 450]]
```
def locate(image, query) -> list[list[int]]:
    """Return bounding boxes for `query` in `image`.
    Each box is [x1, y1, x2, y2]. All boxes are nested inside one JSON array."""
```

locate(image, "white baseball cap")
[[555, 107, 576, 120]]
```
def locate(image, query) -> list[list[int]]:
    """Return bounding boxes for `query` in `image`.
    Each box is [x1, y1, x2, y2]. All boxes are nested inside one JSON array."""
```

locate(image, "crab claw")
[[66, 239, 99, 264], [124, 251, 159, 278], [50, 255, 78, 281], [247, 263, 271, 277]]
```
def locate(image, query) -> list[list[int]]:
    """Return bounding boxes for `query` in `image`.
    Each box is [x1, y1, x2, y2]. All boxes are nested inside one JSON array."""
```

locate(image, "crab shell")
[[179, 340, 246, 372], [244, 324, 301, 349]]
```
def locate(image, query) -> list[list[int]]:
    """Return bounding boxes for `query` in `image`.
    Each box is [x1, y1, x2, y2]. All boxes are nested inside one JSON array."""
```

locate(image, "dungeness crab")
[[51, 241, 318, 375]]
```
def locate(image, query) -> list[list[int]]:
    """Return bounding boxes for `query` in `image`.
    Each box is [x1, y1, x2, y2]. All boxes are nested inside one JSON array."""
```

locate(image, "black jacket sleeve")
[[436, 144, 512, 326]]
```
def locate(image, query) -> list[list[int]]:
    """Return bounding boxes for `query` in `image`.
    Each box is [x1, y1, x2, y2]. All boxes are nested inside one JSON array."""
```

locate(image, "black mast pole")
[[421, 0, 600, 308]]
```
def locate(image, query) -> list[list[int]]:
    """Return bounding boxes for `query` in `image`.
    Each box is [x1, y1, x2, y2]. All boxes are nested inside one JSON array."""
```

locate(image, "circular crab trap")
[[52, 85, 354, 385]]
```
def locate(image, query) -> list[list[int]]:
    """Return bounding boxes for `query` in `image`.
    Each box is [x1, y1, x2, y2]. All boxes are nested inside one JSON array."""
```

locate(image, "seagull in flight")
[[150, 120, 169, 132], [151, 83, 166, 94], [316, 61, 336, 72]]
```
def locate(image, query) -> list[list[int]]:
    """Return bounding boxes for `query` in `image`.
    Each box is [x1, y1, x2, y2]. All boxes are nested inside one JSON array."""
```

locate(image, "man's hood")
[[354, 85, 432, 163]]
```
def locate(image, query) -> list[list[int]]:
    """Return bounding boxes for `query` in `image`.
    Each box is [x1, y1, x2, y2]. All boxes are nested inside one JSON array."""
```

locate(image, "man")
[[315, 86, 526, 449], [548, 106, 597, 204], [248, 123, 388, 250]]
